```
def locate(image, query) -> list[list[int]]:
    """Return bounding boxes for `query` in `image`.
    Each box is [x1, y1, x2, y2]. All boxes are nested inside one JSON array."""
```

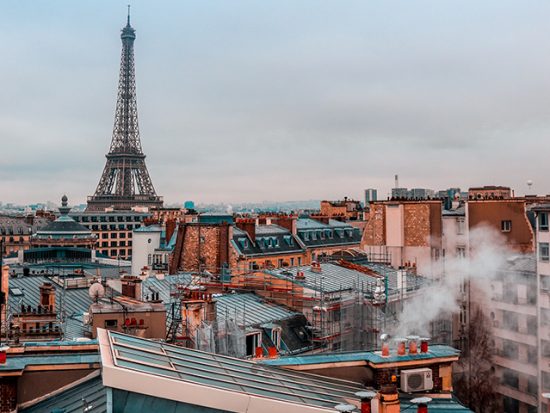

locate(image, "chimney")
[[355, 391, 376, 413], [411, 397, 431, 413], [420, 337, 430, 353], [39, 282, 55, 313], [236, 218, 256, 242], [273, 215, 297, 235], [378, 385, 400, 413], [121, 275, 142, 300], [407, 336, 419, 355], [311, 262, 322, 273]]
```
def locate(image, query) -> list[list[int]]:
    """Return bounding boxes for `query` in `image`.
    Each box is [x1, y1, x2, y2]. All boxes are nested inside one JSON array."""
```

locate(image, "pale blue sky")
[[1, 1, 550, 204]]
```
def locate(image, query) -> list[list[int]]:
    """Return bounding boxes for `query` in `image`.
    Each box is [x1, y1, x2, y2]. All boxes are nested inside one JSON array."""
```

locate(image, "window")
[[456, 246, 466, 258], [501, 369, 519, 389], [290, 258, 295, 266], [271, 328, 282, 350], [104, 319, 118, 328], [540, 212, 549, 231], [457, 218, 465, 235], [527, 375, 538, 396], [110, 233, 117, 239], [245, 332, 262, 357], [297, 257, 302, 266], [540, 242, 550, 262], [501, 220, 512, 232], [503, 341, 518, 360], [277, 259, 283, 267]]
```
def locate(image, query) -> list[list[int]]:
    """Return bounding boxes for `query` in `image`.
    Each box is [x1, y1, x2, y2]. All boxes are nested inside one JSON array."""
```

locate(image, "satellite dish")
[[88, 283, 105, 303]]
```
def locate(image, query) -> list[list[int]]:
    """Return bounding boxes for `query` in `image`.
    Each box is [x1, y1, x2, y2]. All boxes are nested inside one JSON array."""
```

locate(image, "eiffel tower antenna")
[[87, 10, 163, 211]]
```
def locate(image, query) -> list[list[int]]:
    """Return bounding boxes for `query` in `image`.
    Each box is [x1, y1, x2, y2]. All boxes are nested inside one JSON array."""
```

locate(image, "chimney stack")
[[39, 282, 55, 313], [411, 397, 431, 413], [121, 275, 142, 300], [355, 391, 376, 413], [236, 218, 256, 242], [311, 262, 322, 273], [379, 385, 400, 413], [273, 215, 297, 235]]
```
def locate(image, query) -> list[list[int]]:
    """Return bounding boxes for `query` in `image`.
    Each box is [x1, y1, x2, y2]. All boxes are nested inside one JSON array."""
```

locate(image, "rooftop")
[[21, 373, 106, 413], [266, 262, 425, 296], [260, 345, 460, 367], [99, 329, 365, 411], [215, 292, 299, 328]]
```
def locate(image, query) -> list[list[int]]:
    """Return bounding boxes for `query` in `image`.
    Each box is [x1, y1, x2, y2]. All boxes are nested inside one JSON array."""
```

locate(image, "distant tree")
[[454, 307, 500, 412]]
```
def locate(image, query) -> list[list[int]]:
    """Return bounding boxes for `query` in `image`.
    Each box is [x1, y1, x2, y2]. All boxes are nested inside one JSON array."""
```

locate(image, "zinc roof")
[[21, 374, 106, 413], [267, 263, 426, 296], [215, 293, 298, 328], [103, 330, 365, 410]]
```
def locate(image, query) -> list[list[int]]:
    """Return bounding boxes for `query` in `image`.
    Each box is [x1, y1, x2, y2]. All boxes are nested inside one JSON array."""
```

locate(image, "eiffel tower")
[[87, 9, 163, 211]]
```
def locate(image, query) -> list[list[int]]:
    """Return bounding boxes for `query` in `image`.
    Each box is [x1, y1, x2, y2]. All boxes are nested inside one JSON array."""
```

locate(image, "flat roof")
[[0, 352, 100, 372], [260, 345, 460, 367]]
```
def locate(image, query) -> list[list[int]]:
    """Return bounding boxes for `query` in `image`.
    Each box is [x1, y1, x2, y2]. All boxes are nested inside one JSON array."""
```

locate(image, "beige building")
[[532, 204, 550, 412], [70, 211, 150, 259]]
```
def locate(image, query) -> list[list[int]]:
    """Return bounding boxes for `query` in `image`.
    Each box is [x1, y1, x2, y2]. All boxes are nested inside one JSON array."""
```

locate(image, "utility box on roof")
[[400, 368, 434, 393]]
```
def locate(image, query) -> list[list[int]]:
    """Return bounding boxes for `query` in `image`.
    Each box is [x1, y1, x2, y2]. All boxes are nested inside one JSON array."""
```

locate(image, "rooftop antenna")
[[127, 4, 131, 25], [394, 174, 399, 189], [527, 179, 533, 193]]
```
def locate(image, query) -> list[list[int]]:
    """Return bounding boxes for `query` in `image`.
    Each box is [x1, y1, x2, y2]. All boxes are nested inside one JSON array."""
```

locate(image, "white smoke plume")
[[391, 225, 511, 339]]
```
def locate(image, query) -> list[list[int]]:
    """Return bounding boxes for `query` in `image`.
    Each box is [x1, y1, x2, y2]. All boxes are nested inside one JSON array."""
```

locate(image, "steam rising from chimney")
[[392, 225, 509, 338]]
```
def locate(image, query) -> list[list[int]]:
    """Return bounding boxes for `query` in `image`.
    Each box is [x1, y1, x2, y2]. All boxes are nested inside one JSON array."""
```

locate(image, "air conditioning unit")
[[400, 368, 434, 393]]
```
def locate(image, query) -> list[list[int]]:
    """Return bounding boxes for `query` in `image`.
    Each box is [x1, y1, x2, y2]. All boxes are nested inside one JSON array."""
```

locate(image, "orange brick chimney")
[[273, 215, 297, 235], [236, 218, 256, 242], [39, 282, 56, 313]]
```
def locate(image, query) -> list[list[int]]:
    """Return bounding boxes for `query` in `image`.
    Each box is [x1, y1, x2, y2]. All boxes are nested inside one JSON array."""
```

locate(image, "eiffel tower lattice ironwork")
[[87, 10, 162, 211]]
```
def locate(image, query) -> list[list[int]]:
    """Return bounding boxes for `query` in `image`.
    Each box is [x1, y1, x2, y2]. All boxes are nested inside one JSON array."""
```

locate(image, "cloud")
[[1, 0, 550, 204]]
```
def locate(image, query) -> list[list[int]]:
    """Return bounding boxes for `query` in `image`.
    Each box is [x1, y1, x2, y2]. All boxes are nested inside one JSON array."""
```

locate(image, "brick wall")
[[362, 204, 386, 246], [173, 223, 236, 274], [404, 204, 431, 247], [0, 377, 16, 413]]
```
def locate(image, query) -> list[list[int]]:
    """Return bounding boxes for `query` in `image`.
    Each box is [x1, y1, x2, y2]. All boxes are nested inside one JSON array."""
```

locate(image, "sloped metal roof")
[[267, 263, 426, 296], [21, 374, 106, 413], [103, 330, 365, 410], [215, 293, 298, 327]]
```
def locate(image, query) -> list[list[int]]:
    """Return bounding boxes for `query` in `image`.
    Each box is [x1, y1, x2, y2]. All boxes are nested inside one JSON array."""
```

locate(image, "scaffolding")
[[164, 259, 428, 356]]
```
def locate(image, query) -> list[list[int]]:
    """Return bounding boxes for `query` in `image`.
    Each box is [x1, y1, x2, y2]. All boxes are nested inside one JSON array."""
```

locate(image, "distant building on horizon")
[[364, 188, 378, 206]]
